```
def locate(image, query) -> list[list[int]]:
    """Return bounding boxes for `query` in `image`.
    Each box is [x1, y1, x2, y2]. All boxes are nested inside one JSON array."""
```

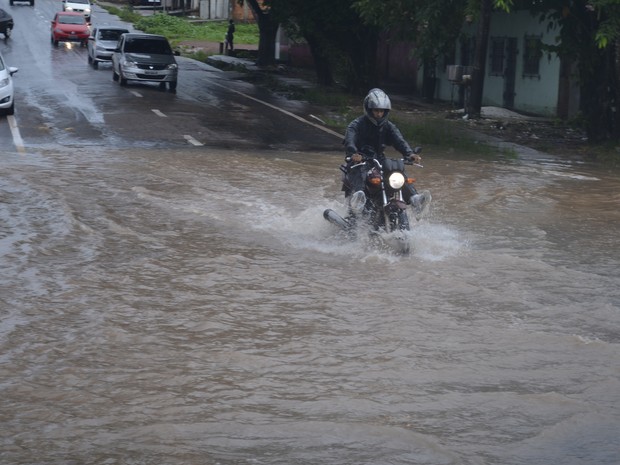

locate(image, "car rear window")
[[100, 29, 128, 41], [59, 15, 86, 24], [124, 38, 172, 55]]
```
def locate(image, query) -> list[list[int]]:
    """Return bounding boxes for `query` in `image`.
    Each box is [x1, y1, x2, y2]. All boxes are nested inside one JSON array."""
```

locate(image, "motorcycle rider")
[[342, 88, 428, 214]]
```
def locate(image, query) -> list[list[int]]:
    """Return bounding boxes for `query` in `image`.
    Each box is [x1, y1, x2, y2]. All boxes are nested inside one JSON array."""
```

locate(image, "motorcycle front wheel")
[[387, 210, 410, 232]]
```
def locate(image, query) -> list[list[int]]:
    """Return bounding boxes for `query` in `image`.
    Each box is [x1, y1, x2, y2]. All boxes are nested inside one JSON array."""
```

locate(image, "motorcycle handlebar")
[[346, 150, 423, 167]]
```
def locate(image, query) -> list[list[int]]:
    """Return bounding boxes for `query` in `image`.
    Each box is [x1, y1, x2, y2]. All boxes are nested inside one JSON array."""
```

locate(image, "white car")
[[0, 52, 17, 116], [112, 33, 179, 91], [88, 26, 129, 68], [62, 0, 91, 22]]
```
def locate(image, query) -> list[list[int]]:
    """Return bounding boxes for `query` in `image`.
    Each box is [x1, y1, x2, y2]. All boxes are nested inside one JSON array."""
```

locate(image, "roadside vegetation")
[[99, 6, 259, 44], [92, 6, 541, 161]]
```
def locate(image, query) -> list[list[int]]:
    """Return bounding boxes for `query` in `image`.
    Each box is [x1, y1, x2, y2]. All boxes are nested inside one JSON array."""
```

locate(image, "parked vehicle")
[[88, 26, 130, 68], [0, 9, 13, 39], [62, 0, 91, 22], [112, 33, 179, 91], [323, 148, 430, 255], [9, 0, 34, 5], [0, 52, 18, 116], [51, 12, 90, 47]]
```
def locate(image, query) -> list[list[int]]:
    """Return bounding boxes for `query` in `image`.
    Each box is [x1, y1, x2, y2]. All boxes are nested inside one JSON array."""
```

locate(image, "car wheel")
[[9, 0, 14, 5], [7, 102, 14, 116], [119, 72, 127, 86], [112, 70, 119, 81], [88, 54, 92, 64], [169, 81, 177, 91], [93, 60, 98, 69], [30, 0, 34, 4]]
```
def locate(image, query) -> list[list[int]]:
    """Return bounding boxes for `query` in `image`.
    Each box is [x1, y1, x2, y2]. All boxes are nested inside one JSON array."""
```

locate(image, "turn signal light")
[[406, 177, 415, 184], [368, 177, 381, 186]]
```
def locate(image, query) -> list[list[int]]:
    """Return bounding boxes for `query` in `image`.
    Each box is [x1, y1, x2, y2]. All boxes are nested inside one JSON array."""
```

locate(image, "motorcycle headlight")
[[388, 172, 405, 189]]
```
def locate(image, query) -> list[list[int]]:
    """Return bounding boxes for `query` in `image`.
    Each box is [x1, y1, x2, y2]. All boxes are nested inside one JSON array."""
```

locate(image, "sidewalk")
[[202, 51, 316, 90]]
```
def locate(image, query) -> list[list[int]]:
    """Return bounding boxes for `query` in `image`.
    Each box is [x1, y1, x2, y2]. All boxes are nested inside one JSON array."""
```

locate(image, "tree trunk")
[[581, 43, 620, 143], [244, 0, 278, 67], [469, 0, 492, 117], [256, 19, 278, 66], [422, 57, 437, 102], [345, 31, 379, 93], [304, 34, 334, 87]]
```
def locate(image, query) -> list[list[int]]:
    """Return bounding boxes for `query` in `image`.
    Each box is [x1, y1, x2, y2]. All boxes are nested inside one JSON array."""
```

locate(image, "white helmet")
[[363, 88, 391, 126]]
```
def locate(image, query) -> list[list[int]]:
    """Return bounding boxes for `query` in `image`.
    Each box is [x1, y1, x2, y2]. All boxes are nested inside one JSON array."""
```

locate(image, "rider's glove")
[[409, 153, 422, 164], [350, 153, 362, 163]]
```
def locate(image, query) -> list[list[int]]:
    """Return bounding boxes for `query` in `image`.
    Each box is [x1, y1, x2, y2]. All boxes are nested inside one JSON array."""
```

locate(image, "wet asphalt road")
[[1, 0, 341, 154]]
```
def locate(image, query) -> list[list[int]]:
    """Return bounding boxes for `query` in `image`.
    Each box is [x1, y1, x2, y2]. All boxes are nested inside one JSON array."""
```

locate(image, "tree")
[[242, 0, 380, 90], [239, 0, 279, 66], [354, 0, 470, 101], [529, 0, 620, 142], [465, 0, 514, 115], [269, 0, 381, 91]]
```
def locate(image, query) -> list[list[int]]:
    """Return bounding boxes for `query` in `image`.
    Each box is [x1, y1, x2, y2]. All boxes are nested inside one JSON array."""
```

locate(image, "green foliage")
[[97, 5, 259, 45], [102, 5, 142, 24], [134, 14, 259, 44]]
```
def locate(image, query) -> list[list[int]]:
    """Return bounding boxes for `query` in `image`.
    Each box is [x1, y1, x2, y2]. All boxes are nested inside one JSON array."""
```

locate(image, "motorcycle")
[[323, 147, 430, 255]]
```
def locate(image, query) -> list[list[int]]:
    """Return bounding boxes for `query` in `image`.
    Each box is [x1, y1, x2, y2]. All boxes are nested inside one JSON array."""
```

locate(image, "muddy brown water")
[[1, 145, 619, 465]]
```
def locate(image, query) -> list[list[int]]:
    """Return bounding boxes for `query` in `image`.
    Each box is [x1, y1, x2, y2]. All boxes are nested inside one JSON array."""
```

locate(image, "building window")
[[523, 35, 542, 77], [489, 37, 505, 76]]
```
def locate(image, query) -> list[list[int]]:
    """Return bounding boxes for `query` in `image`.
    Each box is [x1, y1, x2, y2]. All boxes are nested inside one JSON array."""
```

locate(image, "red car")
[[51, 12, 89, 47]]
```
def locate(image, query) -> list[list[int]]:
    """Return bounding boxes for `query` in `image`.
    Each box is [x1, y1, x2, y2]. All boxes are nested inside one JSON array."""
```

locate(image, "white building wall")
[[435, 10, 562, 116], [198, 0, 229, 19]]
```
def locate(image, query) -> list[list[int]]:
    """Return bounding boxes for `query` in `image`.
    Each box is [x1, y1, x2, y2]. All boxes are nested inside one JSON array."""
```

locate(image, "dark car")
[[87, 26, 130, 68], [9, 0, 34, 5], [111, 33, 178, 91], [0, 9, 14, 39]]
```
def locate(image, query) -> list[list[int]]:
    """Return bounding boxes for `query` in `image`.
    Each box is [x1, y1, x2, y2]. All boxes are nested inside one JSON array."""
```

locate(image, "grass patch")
[[392, 115, 516, 157], [583, 144, 620, 166], [96, 7, 259, 47], [134, 13, 259, 45], [101, 5, 143, 24]]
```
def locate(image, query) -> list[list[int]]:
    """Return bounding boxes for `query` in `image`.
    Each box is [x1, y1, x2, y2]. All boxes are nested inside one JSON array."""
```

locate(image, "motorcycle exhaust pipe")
[[323, 209, 351, 231]]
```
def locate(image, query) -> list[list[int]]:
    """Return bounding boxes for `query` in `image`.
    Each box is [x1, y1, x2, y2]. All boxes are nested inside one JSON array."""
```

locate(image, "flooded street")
[[1, 144, 619, 465]]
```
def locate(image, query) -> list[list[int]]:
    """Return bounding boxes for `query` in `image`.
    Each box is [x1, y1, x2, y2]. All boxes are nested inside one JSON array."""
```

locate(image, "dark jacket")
[[343, 115, 413, 158]]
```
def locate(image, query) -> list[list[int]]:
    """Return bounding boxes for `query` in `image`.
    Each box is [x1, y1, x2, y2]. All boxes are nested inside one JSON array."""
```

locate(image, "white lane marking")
[[152, 109, 167, 117], [184, 135, 203, 146], [209, 81, 343, 139], [131, 91, 143, 98], [7, 115, 25, 154]]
